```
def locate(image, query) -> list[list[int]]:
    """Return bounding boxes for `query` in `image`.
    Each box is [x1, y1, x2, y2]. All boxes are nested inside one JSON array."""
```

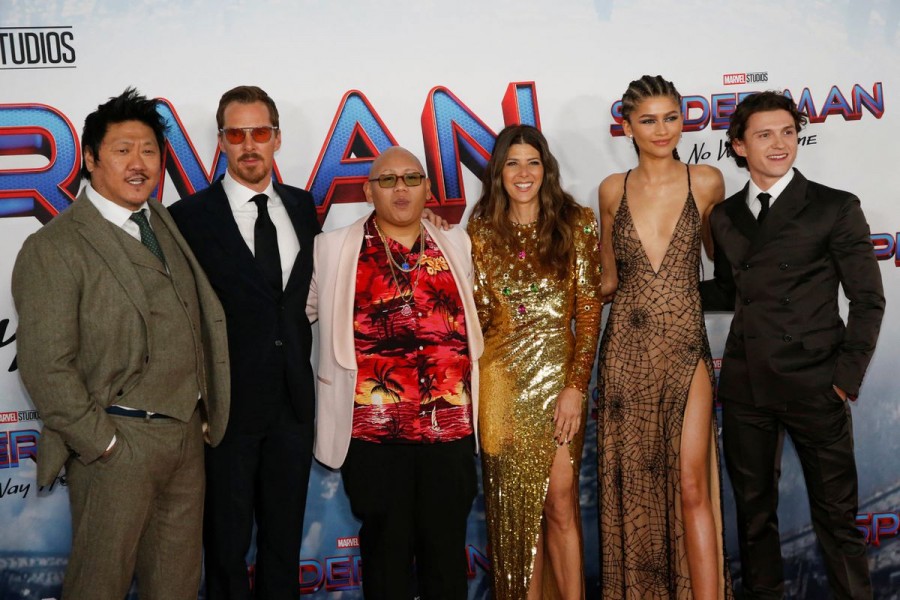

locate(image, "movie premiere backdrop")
[[1, 1, 897, 598]]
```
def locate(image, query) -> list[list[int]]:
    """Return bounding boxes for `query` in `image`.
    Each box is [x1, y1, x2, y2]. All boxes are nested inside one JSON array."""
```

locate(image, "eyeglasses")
[[368, 172, 426, 188], [219, 126, 279, 145]]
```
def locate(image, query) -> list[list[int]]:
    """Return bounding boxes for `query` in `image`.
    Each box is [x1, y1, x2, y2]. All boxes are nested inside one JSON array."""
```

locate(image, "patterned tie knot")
[[129, 209, 166, 265]]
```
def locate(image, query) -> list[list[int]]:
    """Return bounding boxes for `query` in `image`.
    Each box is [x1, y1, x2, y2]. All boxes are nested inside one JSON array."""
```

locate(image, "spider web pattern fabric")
[[597, 173, 733, 599]]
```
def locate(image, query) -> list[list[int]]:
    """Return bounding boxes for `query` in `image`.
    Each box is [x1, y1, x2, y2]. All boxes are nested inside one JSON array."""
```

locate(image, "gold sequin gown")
[[469, 206, 602, 599], [597, 168, 733, 599]]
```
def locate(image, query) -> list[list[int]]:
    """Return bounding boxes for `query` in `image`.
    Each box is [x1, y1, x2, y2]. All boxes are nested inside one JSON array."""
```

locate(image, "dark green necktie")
[[129, 209, 167, 265]]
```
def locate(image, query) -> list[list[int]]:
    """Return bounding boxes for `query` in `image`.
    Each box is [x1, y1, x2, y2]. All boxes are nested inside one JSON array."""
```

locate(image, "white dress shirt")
[[747, 169, 794, 219], [84, 184, 151, 239], [222, 171, 301, 289]]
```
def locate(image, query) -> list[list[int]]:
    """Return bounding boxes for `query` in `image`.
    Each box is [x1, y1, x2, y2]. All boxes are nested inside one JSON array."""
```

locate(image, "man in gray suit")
[[12, 88, 230, 599]]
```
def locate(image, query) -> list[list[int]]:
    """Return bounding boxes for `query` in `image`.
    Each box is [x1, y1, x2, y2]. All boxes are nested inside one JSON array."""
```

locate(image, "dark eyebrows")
[[637, 110, 680, 119]]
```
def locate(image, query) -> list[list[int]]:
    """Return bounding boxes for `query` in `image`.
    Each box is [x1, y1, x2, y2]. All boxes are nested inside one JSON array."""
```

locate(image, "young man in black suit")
[[169, 86, 320, 600], [702, 91, 885, 599]]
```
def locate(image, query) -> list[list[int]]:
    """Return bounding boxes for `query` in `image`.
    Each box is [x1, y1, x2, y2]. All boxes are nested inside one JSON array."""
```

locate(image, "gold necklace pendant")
[[373, 219, 426, 311], [374, 220, 425, 273]]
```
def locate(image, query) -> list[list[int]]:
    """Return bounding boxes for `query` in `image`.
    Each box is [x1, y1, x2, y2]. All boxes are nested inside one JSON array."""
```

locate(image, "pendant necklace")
[[374, 220, 423, 315]]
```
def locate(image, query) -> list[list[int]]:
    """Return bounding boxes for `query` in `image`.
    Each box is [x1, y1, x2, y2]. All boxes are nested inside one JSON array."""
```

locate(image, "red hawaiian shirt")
[[352, 215, 473, 444]]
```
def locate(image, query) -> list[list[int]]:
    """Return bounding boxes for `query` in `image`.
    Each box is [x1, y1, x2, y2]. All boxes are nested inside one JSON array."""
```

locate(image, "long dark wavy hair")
[[621, 75, 682, 160], [470, 125, 581, 278]]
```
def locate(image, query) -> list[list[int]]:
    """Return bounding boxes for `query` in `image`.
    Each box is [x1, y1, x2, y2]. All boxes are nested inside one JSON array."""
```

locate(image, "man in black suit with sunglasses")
[[170, 85, 320, 600]]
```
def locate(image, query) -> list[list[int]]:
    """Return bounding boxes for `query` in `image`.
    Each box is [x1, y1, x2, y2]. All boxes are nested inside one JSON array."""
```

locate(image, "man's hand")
[[99, 434, 117, 460], [833, 384, 852, 402], [421, 208, 451, 230]]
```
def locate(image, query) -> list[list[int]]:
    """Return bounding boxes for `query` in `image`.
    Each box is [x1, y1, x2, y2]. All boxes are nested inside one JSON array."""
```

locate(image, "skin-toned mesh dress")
[[597, 168, 733, 599]]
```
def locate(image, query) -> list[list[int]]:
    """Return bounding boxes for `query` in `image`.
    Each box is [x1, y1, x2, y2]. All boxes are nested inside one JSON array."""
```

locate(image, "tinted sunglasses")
[[219, 126, 279, 144], [368, 172, 426, 188]]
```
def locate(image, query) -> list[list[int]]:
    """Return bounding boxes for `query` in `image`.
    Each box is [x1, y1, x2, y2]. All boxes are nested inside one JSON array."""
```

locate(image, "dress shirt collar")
[[83, 184, 149, 227], [222, 170, 279, 211], [747, 168, 794, 207]]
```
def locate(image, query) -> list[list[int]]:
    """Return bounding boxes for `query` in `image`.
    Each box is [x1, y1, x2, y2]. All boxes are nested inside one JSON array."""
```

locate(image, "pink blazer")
[[307, 215, 483, 469]]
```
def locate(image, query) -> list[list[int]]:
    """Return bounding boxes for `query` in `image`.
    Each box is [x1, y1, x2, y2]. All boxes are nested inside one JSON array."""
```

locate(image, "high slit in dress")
[[470, 206, 602, 599], [597, 166, 733, 599]]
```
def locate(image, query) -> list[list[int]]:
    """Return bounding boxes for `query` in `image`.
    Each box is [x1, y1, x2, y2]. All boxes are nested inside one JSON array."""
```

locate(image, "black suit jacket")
[[170, 178, 321, 428], [701, 169, 885, 406]]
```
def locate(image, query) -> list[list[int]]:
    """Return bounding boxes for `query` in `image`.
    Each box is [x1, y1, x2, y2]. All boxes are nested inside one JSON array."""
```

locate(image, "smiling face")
[[83, 120, 161, 210], [218, 100, 281, 192], [731, 108, 798, 190], [622, 95, 683, 159], [501, 143, 544, 217]]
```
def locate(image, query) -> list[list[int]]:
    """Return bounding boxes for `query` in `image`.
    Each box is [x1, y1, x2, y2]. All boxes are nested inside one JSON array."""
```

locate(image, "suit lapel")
[[70, 192, 151, 320], [748, 169, 810, 256], [333, 216, 367, 370], [425, 221, 484, 359], [203, 180, 275, 298], [147, 200, 200, 280], [724, 183, 758, 243], [278, 182, 315, 296]]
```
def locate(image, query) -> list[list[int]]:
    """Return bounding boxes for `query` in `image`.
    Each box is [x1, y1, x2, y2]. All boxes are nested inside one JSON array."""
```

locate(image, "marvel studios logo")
[[0, 26, 76, 70], [0, 410, 39, 423], [723, 72, 769, 85]]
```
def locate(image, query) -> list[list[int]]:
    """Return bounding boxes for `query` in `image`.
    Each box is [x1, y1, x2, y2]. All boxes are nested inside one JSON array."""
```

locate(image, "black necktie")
[[252, 194, 282, 293], [757, 192, 772, 224], [129, 209, 167, 266]]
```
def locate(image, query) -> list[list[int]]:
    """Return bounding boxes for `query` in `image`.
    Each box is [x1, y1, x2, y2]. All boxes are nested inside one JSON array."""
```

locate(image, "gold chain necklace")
[[374, 219, 424, 272], [374, 221, 423, 315]]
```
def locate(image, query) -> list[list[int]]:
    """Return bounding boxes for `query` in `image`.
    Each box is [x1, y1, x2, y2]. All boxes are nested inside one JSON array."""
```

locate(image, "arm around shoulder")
[[597, 175, 622, 303]]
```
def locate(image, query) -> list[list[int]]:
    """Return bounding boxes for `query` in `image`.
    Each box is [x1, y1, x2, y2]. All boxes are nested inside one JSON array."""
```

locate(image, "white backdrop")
[[1, 1, 898, 597]]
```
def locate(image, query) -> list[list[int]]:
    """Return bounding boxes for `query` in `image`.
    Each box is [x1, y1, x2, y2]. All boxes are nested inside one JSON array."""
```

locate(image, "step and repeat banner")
[[1, 1, 898, 598]]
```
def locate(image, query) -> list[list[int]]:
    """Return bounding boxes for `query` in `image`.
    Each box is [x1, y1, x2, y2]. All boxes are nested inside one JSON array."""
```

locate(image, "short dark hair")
[[215, 85, 279, 129], [81, 87, 166, 180], [726, 91, 808, 169]]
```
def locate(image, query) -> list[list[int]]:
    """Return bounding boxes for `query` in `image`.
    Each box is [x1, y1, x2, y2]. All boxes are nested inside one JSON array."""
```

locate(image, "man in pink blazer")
[[307, 146, 482, 600]]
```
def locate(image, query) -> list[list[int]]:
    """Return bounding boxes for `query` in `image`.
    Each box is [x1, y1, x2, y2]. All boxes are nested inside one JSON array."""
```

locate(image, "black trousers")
[[722, 389, 871, 600], [203, 400, 314, 600], [341, 435, 477, 600]]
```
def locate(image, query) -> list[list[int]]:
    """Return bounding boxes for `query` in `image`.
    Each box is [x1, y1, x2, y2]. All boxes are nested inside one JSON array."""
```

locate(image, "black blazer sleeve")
[[829, 194, 885, 396], [700, 210, 736, 312]]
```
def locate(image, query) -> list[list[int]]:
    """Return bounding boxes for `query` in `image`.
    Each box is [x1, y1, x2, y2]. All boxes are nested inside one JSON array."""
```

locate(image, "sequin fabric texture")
[[597, 169, 733, 599], [469, 206, 602, 598]]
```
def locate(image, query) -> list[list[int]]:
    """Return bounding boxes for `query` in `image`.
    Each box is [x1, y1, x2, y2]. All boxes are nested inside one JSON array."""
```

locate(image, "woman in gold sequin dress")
[[468, 125, 602, 599], [597, 75, 733, 599]]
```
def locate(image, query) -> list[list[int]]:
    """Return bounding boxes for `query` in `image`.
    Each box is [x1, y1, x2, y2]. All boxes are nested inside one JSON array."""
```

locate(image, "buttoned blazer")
[[169, 179, 320, 427], [12, 192, 230, 486], [307, 215, 484, 469], [701, 169, 885, 406]]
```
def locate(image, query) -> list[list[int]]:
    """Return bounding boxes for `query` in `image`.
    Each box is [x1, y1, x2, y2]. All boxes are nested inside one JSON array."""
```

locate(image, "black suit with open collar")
[[701, 168, 885, 599], [170, 176, 321, 600]]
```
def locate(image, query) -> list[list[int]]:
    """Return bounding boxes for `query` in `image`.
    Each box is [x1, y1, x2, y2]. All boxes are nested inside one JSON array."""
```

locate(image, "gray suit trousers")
[[62, 409, 204, 600]]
